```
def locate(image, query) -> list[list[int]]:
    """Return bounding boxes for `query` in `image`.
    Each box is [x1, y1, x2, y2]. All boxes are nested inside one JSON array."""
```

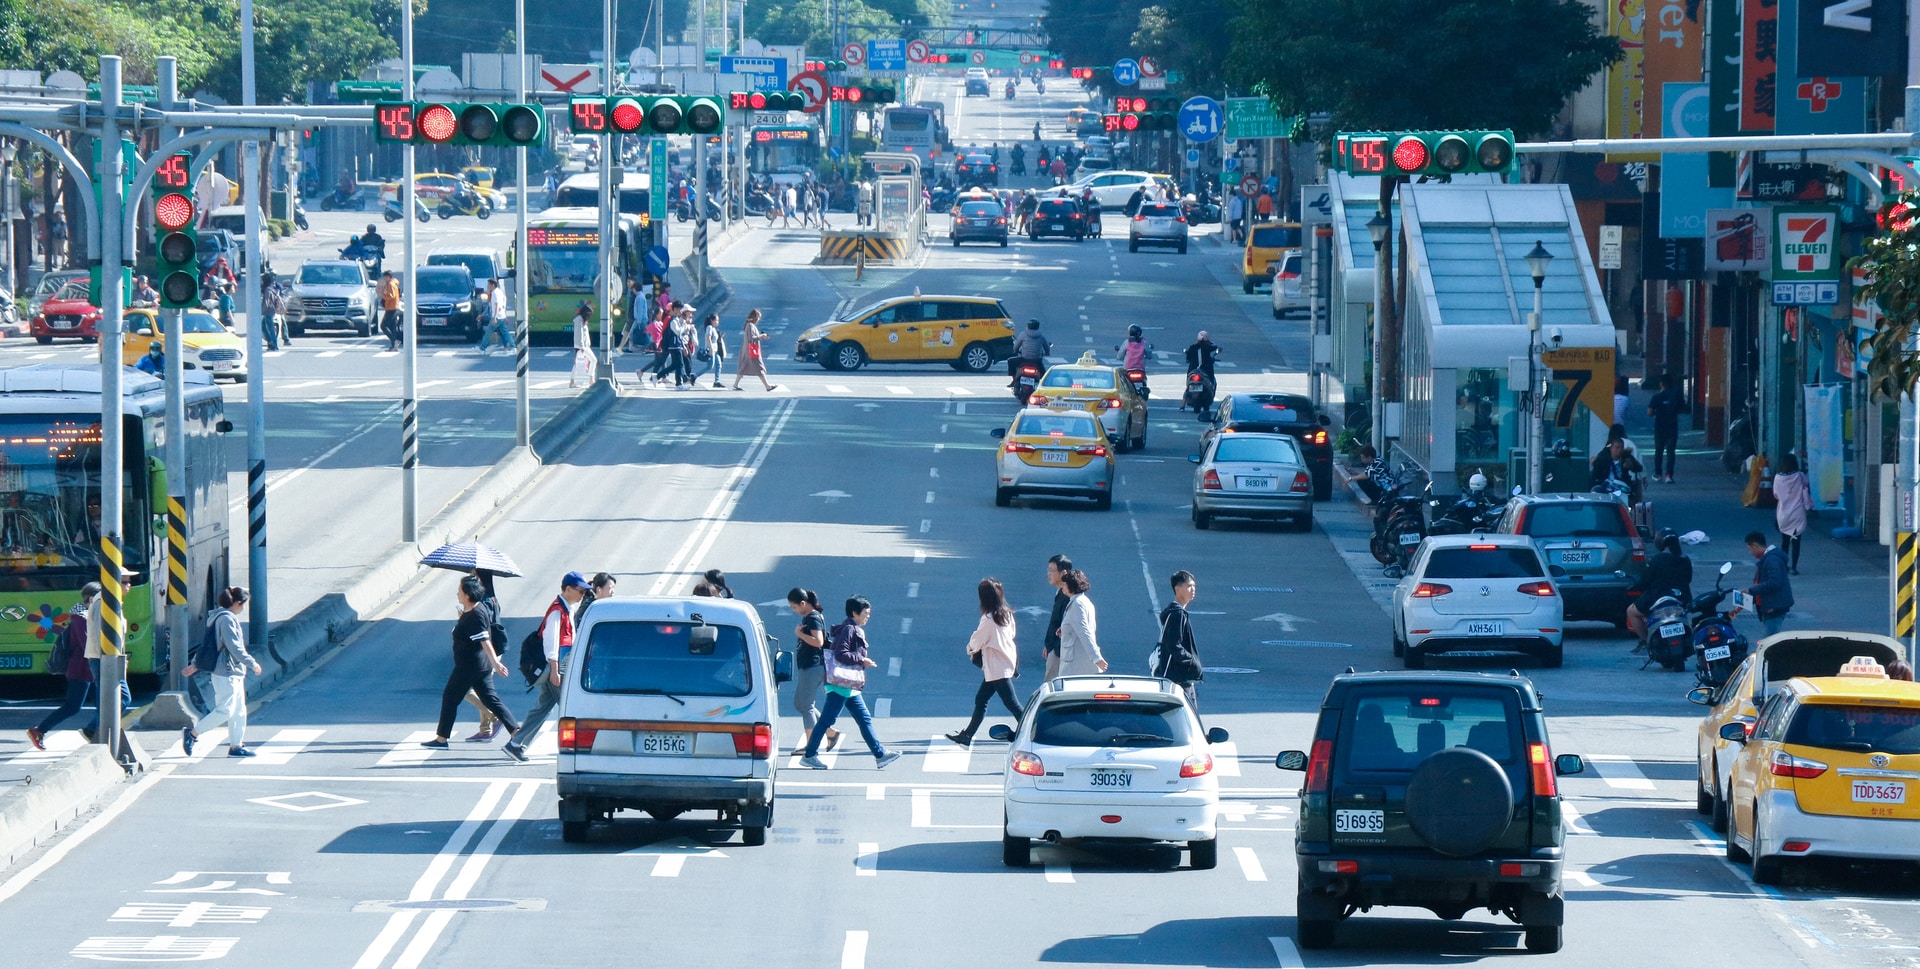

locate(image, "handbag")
[[696, 347, 712, 363], [824, 651, 867, 690], [970, 648, 984, 668], [747, 340, 762, 361]]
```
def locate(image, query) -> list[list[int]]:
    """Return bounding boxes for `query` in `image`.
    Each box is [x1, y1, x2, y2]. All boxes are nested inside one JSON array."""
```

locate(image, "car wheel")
[[1128, 420, 1145, 452], [1000, 239, 1008, 248], [742, 824, 768, 847], [834, 342, 867, 371], [1524, 925, 1564, 954], [1002, 829, 1032, 867], [1128, 240, 1139, 253], [1710, 784, 1730, 833], [1726, 813, 1752, 862], [1392, 628, 1407, 657], [1095, 493, 1113, 511], [1405, 747, 1514, 856], [1192, 508, 1210, 529], [560, 819, 589, 843], [995, 487, 1013, 507], [1696, 776, 1714, 815], [1178, 242, 1187, 254], [959, 342, 994, 373], [1541, 644, 1564, 668], [1295, 919, 1337, 950], [1752, 853, 1785, 885], [1403, 646, 1426, 669], [34, 335, 50, 345], [355, 320, 371, 338], [289, 325, 305, 338], [1243, 280, 1255, 295], [1188, 838, 1218, 870], [232, 373, 249, 384], [952, 238, 960, 247], [1273, 308, 1283, 320]]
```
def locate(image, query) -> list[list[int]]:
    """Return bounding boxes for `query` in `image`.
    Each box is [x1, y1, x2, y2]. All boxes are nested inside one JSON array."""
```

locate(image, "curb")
[[0, 745, 129, 867]]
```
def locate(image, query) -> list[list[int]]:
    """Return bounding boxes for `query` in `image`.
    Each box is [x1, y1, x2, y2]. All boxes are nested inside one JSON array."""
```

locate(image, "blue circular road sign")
[[644, 245, 671, 278], [1113, 58, 1139, 86], [1178, 96, 1224, 144]]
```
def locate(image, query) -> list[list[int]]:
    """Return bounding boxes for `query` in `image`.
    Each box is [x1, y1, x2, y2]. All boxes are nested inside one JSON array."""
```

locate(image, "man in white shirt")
[[474, 278, 514, 354]]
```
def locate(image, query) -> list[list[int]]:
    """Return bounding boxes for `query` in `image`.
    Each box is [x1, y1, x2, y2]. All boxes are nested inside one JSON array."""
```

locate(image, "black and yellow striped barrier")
[[862, 235, 909, 261], [1899, 532, 1917, 639], [817, 231, 913, 264], [98, 535, 124, 657], [167, 497, 188, 607]]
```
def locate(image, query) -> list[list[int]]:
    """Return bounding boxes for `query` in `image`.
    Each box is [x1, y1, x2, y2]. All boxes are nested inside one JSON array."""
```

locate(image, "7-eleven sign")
[[1771, 205, 1840, 281]]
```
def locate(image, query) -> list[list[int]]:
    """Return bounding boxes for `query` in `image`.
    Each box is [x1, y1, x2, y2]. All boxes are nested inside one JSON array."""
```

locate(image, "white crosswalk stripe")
[[1211, 740, 1242, 777], [945, 387, 973, 396], [825, 384, 852, 394], [248, 728, 325, 765], [376, 731, 442, 766], [8, 729, 84, 766], [921, 736, 972, 773], [886, 386, 913, 395]]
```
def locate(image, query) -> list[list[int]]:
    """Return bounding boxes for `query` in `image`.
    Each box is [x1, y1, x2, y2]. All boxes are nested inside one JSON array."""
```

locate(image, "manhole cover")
[[1200, 666, 1259, 674], [1261, 640, 1354, 649], [1232, 586, 1294, 593]]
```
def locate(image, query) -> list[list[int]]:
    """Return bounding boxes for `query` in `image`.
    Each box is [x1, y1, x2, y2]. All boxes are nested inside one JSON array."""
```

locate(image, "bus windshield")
[[749, 128, 818, 179], [525, 247, 599, 293], [0, 414, 148, 585]]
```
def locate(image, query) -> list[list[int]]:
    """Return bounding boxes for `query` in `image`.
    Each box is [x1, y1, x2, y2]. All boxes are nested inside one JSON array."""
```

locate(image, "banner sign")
[[1704, 208, 1770, 271], [1641, 0, 1705, 142], [1772, 205, 1840, 281], [1741, 0, 1779, 132], [1797, 0, 1903, 77], [1803, 383, 1846, 511], [1542, 347, 1619, 427], [1605, 0, 1652, 157]]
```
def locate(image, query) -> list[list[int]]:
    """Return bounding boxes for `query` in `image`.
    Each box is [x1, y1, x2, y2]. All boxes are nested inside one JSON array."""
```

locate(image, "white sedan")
[[990, 675, 1226, 869], [1391, 534, 1565, 669], [1047, 170, 1163, 208]]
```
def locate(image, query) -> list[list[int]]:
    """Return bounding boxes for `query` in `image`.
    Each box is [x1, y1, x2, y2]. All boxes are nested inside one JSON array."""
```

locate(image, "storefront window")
[[1454, 367, 1515, 492]]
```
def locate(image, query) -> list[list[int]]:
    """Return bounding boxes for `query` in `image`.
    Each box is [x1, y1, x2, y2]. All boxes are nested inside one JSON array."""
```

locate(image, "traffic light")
[[805, 60, 848, 72], [152, 151, 199, 310], [372, 102, 544, 147], [730, 91, 807, 112], [830, 85, 895, 105], [1070, 67, 1094, 80], [1332, 130, 1515, 177], [1048, 59, 1064, 70], [569, 96, 725, 135]]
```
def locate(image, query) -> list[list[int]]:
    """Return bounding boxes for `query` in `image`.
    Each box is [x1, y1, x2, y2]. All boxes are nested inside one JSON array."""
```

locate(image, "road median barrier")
[[0, 743, 130, 867]]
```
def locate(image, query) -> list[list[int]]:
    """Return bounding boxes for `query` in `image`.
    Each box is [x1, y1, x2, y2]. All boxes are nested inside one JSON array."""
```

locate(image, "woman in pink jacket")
[[1773, 453, 1812, 575], [946, 578, 1023, 747]]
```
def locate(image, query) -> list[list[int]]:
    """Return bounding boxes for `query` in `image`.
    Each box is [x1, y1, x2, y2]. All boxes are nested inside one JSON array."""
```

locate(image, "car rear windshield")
[[1015, 412, 1101, 438], [1213, 437, 1301, 465], [1785, 704, 1920, 754], [1039, 199, 1078, 212], [1423, 547, 1546, 579], [299, 265, 363, 286], [959, 202, 1002, 218], [1139, 204, 1179, 217], [1250, 225, 1302, 248], [1033, 699, 1190, 747], [579, 621, 752, 697], [1041, 369, 1115, 390], [1520, 503, 1628, 537], [1340, 688, 1523, 772]]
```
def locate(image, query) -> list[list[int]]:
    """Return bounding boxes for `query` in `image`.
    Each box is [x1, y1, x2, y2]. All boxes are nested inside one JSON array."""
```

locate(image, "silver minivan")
[[556, 596, 790, 845]]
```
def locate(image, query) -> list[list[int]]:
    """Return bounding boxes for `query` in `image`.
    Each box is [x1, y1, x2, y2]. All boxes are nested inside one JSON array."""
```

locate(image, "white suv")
[[1392, 534, 1565, 669], [1128, 200, 1189, 254], [990, 675, 1227, 869]]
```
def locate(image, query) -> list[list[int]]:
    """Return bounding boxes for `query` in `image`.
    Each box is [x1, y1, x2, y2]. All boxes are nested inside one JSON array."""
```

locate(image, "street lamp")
[[1367, 210, 1390, 452], [0, 141, 14, 293], [1524, 239, 1553, 495]]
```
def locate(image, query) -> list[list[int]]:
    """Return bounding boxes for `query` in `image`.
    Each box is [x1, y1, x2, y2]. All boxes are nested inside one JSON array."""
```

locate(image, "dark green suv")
[[1275, 670, 1585, 953]]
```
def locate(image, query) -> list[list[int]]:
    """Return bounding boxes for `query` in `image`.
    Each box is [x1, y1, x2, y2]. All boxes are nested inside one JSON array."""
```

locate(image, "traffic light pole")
[[157, 56, 190, 694], [514, 0, 531, 448], [401, 2, 420, 543], [242, 0, 271, 646], [97, 56, 130, 762]]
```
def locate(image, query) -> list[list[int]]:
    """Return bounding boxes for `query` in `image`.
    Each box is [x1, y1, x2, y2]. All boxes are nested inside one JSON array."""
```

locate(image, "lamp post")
[[1367, 210, 1390, 454], [0, 141, 13, 294], [1525, 239, 1553, 495]]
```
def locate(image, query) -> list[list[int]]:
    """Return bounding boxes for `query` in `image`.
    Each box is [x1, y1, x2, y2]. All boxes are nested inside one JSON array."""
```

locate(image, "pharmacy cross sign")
[[1796, 77, 1841, 113]]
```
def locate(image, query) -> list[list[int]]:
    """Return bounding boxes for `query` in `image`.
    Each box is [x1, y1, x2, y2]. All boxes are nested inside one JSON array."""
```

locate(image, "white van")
[[202, 206, 270, 264], [555, 596, 790, 845]]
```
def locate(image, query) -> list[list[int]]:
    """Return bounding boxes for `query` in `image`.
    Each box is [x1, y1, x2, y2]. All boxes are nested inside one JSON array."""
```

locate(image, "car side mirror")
[[1554, 754, 1585, 776], [1275, 749, 1307, 771], [772, 649, 793, 684], [134, 327, 153, 337], [1686, 686, 1716, 706], [989, 427, 1006, 439], [987, 724, 1014, 742], [1548, 565, 1567, 578], [1719, 722, 1750, 743], [1719, 561, 1734, 576], [1318, 414, 1331, 426], [1188, 454, 1201, 464], [1206, 726, 1230, 744]]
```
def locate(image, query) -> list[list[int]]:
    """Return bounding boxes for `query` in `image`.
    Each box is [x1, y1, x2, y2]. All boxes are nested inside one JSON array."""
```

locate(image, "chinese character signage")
[[1741, 0, 1778, 133], [1605, 0, 1652, 158]]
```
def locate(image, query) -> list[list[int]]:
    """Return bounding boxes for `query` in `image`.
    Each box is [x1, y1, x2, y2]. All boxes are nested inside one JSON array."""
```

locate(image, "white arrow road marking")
[[1253, 612, 1313, 632], [842, 931, 868, 969]]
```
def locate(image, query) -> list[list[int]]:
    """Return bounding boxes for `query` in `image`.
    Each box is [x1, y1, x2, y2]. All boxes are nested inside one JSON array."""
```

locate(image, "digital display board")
[[527, 227, 601, 247]]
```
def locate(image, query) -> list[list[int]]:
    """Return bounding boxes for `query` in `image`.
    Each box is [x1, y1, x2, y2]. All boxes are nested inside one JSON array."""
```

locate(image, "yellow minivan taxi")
[[1031, 352, 1149, 451], [794, 295, 1014, 372], [1243, 221, 1302, 294], [120, 309, 247, 381], [1722, 659, 1920, 883]]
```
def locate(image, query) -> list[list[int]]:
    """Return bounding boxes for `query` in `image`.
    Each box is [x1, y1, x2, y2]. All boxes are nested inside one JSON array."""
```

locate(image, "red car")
[[31, 281, 102, 344]]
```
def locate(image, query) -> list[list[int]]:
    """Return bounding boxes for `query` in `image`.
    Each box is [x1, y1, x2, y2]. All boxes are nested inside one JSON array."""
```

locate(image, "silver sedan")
[[1189, 432, 1313, 530]]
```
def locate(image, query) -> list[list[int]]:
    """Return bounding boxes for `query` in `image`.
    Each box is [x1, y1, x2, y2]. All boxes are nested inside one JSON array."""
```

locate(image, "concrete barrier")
[[0, 744, 129, 867], [816, 230, 915, 264]]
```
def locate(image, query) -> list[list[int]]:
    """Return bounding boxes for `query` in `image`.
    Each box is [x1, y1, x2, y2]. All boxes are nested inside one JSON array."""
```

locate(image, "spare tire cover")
[[1403, 746, 1515, 857]]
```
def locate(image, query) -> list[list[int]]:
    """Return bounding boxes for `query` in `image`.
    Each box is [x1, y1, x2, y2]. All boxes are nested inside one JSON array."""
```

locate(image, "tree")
[[1226, 0, 1620, 135], [747, 0, 895, 51], [1128, 2, 1232, 94], [1041, 0, 1147, 97], [1854, 196, 1920, 400]]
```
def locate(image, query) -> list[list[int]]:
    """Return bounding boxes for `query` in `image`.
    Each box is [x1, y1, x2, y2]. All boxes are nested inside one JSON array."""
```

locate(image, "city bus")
[[747, 125, 821, 187], [880, 106, 939, 156], [524, 206, 648, 342], [0, 365, 229, 677], [549, 171, 652, 216]]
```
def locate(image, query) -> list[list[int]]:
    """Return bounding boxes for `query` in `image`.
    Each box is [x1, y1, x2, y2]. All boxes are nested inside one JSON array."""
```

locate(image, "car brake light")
[[1769, 750, 1828, 779], [1410, 582, 1452, 598], [1782, 840, 1812, 852], [1004, 442, 1035, 454], [1501, 862, 1542, 876], [730, 723, 772, 758], [1305, 739, 1333, 793], [1029, 394, 1049, 405], [1318, 860, 1360, 874], [996, 218, 1007, 224], [1517, 581, 1557, 597], [1104, 397, 1124, 409], [1624, 508, 1645, 562], [1078, 445, 1108, 457], [1176, 216, 1187, 223], [1308, 430, 1328, 445], [1180, 753, 1214, 777], [1291, 472, 1311, 493], [1091, 693, 1133, 700], [557, 718, 597, 751], [1529, 742, 1557, 797], [1470, 544, 1498, 550], [1202, 470, 1222, 490], [1012, 751, 1044, 776], [1133, 214, 1146, 221]]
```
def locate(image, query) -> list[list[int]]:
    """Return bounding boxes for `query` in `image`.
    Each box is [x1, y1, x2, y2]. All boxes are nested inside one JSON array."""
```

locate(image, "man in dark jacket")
[[1646, 375, 1684, 482], [1745, 530, 1794, 637], [1043, 554, 1072, 680], [1153, 570, 1204, 708]]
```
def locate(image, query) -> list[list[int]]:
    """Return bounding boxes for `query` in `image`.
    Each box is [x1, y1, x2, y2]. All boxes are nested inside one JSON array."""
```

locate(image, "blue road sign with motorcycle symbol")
[[1113, 59, 1139, 86], [1179, 97, 1224, 143]]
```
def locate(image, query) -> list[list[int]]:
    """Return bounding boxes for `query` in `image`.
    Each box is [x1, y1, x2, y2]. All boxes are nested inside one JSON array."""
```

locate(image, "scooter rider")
[[1626, 531, 1693, 643], [1009, 318, 1051, 384], [1123, 324, 1150, 371]]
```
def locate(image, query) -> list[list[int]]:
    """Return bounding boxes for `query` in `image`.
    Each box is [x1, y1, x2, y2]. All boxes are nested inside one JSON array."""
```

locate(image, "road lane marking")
[[376, 731, 442, 767], [350, 780, 511, 969], [1587, 754, 1656, 790], [946, 387, 972, 396], [874, 698, 892, 717], [899, 618, 913, 634], [1235, 846, 1268, 881], [919, 519, 931, 533], [544, 350, 569, 358], [910, 789, 932, 826], [887, 385, 913, 395], [315, 351, 345, 358], [856, 842, 878, 876], [887, 656, 902, 676], [826, 384, 851, 394], [0, 763, 175, 906], [1045, 863, 1074, 883], [433, 350, 456, 358], [1560, 802, 1597, 836], [842, 931, 868, 969], [651, 855, 687, 877], [906, 582, 920, 598], [249, 728, 324, 765], [7, 728, 84, 765], [417, 380, 451, 389], [338, 380, 390, 389], [279, 379, 327, 389], [924, 491, 935, 504], [469, 379, 513, 389], [913, 549, 925, 564], [922, 737, 971, 773], [648, 398, 797, 596], [866, 784, 886, 800], [229, 400, 403, 514], [1269, 936, 1304, 968], [1212, 741, 1242, 777], [389, 781, 541, 969]]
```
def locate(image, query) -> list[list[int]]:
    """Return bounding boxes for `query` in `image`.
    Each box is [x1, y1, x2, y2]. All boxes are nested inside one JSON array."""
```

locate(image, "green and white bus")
[[0, 366, 229, 677], [524, 206, 649, 342]]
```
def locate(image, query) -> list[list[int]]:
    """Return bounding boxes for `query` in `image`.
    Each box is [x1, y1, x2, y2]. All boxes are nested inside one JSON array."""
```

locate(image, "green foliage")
[[1851, 193, 1920, 400], [747, 0, 895, 50], [1225, 0, 1620, 135]]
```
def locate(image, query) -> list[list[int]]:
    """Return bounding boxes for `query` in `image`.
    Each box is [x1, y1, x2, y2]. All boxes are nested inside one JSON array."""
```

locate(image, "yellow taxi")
[[1030, 351, 1149, 451], [990, 407, 1115, 510], [794, 295, 1015, 372], [1721, 658, 1920, 883], [1689, 631, 1906, 832], [1243, 221, 1302, 294], [120, 308, 247, 381]]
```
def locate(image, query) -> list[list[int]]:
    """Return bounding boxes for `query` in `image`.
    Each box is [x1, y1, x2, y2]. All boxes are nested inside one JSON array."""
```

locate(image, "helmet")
[[1127, 324, 1142, 339], [1027, 319, 1041, 330], [1467, 472, 1487, 492]]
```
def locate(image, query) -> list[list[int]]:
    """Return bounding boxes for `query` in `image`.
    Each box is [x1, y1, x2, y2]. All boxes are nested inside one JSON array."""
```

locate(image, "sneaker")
[[875, 751, 902, 769], [944, 731, 973, 747], [227, 746, 256, 758], [25, 727, 44, 750], [824, 728, 842, 751], [502, 742, 528, 762], [798, 755, 829, 770], [181, 726, 196, 756], [465, 726, 496, 742], [419, 738, 450, 749]]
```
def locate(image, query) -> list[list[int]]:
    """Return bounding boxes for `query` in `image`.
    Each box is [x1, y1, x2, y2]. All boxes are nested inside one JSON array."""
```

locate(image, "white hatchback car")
[[1271, 251, 1306, 318], [1391, 534, 1565, 669], [989, 675, 1228, 869], [1129, 200, 1189, 253]]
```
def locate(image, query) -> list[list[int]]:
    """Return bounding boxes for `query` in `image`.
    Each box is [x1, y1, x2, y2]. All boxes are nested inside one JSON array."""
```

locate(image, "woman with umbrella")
[[422, 574, 519, 749], [418, 543, 522, 746]]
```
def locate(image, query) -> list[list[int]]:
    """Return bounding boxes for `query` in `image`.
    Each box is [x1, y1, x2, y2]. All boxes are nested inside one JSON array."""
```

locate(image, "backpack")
[[45, 613, 80, 676], [517, 597, 565, 686], [191, 615, 223, 672]]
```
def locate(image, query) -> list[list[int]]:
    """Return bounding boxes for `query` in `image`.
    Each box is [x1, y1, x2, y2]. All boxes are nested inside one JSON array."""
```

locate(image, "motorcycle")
[[745, 188, 773, 217], [1036, 79, 1045, 95], [929, 186, 958, 211], [384, 196, 431, 223], [1641, 590, 1693, 672], [1722, 395, 1757, 473], [339, 237, 386, 276], [1012, 363, 1041, 405], [1124, 367, 1150, 400], [1689, 561, 1751, 690], [436, 191, 491, 220], [1010, 156, 1026, 177], [1365, 484, 1428, 575], [1005, 83, 1016, 100], [1181, 369, 1217, 418], [1426, 489, 1505, 536], [293, 202, 310, 232], [319, 186, 363, 211]]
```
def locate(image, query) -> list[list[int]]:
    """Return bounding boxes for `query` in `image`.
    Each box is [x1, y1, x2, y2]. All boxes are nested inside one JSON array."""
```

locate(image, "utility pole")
[[157, 56, 191, 692], [694, 0, 710, 289], [401, 0, 420, 541], [1901, 83, 1920, 649], [515, 0, 531, 448], [97, 55, 129, 759], [242, 0, 271, 641]]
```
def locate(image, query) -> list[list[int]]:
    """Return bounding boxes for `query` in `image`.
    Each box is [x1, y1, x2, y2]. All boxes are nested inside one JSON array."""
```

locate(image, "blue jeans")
[[1759, 611, 1788, 638], [35, 676, 92, 733], [475, 316, 514, 351], [803, 691, 887, 759], [85, 657, 132, 736]]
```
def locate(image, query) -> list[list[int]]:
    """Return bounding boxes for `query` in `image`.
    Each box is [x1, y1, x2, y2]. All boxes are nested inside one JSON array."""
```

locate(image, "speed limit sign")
[[1240, 175, 1262, 198]]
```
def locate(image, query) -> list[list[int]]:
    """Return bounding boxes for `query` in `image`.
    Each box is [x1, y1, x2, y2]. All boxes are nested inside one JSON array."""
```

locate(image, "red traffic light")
[[418, 103, 458, 143], [1122, 113, 1141, 131], [1391, 136, 1429, 173], [610, 98, 645, 132], [750, 92, 768, 110], [155, 192, 195, 231]]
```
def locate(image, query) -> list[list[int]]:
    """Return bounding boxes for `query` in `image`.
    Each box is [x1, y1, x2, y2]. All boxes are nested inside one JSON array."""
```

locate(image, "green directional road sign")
[[336, 80, 404, 101], [1225, 97, 1289, 140]]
